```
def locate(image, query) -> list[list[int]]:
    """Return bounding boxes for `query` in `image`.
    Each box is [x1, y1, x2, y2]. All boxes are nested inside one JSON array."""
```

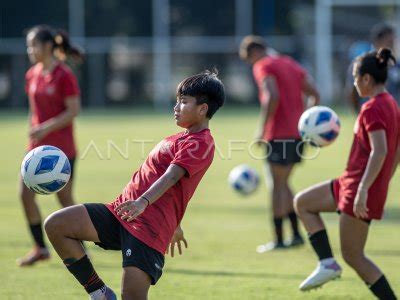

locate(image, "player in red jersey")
[[17, 25, 83, 267], [43, 71, 225, 300], [239, 36, 320, 252], [295, 49, 399, 299]]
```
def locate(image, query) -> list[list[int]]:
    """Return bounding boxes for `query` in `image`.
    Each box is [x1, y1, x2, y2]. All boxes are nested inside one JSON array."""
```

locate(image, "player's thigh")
[[121, 266, 151, 300], [294, 180, 337, 213], [268, 163, 294, 186], [56, 180, 74, 207], [340, 213, 369, 258], [45, 204, 100, 243], [19, 176, 35, 201]]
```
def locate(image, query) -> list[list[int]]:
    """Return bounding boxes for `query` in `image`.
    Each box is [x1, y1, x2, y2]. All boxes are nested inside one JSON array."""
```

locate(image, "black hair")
[[176, 70, 225, 119], [370, 23, 395, 43], [239, 35, 267, 60], [354, 48, 396, 84], [26, 25, 84, 63]]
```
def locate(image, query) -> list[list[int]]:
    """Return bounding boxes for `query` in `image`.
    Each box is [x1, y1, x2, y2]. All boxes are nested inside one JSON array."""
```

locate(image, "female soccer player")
[[239, 36, 320, 252], [17, 25, 83, 266], [295, 48, 399, 299], [44, 71, 225, 299]]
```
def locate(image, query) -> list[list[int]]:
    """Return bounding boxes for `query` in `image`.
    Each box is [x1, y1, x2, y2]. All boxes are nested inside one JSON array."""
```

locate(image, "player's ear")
[[199, 102, 208, 116], [362, 73, 371, 84]]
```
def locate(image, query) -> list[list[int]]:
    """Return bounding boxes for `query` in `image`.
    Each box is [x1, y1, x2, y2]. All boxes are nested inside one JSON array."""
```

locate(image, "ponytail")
[[376, 48, 396, 68], [355, 47, 396, 84], [53, 29, 84, 63]]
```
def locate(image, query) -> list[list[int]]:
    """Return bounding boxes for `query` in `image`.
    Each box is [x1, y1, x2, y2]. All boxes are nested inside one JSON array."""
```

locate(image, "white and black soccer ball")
[[298, 106, 340, 147], [21, 146, 71, 195], [229, 165, 259, 195]]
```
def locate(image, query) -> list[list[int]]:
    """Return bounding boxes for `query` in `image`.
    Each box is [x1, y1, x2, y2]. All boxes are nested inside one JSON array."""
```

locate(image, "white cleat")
[[299, 260, 342, 291]]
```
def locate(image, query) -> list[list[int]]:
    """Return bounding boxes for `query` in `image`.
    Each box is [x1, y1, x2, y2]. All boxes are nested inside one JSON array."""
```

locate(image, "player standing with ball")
[[295, 48, 399, 299], [17, 25, 83, 267], [239, 36, 320, 252]]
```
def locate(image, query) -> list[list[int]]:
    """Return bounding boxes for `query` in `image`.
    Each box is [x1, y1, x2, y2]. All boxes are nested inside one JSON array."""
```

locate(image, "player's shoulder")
[[55, 62, 76, 79], [25, 64, 40, 79], [176, 129, 214, 148]]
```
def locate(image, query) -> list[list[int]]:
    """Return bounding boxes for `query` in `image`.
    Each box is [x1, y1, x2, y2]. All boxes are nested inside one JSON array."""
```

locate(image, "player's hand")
[[254, 130, 265, 147], [166, 226, 188, 258], [115, 198, 148, 222], [29, 125, 50, 143], [353, 187, 369, 219]]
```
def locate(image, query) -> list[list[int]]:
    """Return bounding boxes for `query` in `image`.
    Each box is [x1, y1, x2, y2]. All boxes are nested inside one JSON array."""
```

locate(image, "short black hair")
[[370, 23, 395, 43], [176, 70, 225, 119], [354, 48, 396, 84], [239, 35, 267, 60]]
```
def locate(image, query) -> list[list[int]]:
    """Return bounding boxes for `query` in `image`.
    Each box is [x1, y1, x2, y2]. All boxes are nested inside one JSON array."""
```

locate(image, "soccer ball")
[[21, 146, 71, 195], [229, 165, 260, 195], [298, 106, 340, 147]]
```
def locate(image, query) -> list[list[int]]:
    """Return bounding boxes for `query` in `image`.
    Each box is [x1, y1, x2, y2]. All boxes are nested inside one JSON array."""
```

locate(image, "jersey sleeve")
[[253, 62, 274, 83], [171, 138, 214, 178], [60, 70, 80, 100], [362, 106, 386, 132]]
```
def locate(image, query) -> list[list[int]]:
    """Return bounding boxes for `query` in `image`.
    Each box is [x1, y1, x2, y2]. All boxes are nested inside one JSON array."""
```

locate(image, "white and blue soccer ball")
[[298, 106, 340, 147], [21, 146, 71, 195], [229, 164, 260, 195]]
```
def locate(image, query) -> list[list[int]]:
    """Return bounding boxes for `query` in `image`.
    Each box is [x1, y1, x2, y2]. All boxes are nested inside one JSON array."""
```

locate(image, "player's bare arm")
[[302, 75, 320, 107], [354, 130, 387, 219], [115, 164, 187, 221], [30, 96, 80, 142], [255, 76, 279, 143]]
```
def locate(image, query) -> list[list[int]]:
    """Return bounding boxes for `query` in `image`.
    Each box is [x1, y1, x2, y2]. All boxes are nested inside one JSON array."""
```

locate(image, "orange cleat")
[[17, 246, 50, 267]]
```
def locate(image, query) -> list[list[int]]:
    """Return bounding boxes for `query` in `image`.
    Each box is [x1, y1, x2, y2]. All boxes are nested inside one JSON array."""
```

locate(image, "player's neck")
[[185, 119, 209, 134], [41, 57, 57, 73], [370, 86, 386, 98]]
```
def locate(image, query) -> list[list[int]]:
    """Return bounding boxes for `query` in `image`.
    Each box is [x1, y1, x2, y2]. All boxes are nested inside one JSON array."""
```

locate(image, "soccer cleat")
[[256, 241, 286, 253], [90, 286, 117, 300], [299, 260, 342, 291], [286, 235, 305, 248], [17, 246, 50, 267]]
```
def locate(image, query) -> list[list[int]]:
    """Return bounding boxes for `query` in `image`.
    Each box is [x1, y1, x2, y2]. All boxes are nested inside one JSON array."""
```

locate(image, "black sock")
[[29, 223, 46, 248], [273, 217, 284, 244], [65, 255, 105, 294], [369, 275, 397, 300], [308, 229, 333, 260], [287, 211, 300, 237]]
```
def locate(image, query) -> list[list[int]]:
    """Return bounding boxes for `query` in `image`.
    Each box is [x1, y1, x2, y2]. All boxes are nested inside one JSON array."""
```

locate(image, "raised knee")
[[44, 212, 64, 238], [293, 192, 305, 214]]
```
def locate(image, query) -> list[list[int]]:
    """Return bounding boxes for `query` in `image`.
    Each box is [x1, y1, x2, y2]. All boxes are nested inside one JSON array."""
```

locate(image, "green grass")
[[0, 108, 399, 299]]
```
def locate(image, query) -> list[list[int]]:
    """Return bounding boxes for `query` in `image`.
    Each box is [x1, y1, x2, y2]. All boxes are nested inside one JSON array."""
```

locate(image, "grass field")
[[1, 108, 399, 299]]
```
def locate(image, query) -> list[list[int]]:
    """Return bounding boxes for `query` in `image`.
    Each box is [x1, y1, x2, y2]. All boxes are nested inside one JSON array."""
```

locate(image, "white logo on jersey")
[[155, 263, 162, 270], [46, 85, 55, 95], [126, 249, 132, 257]]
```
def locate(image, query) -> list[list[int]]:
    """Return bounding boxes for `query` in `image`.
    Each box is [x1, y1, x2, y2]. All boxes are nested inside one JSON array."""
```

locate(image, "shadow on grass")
[[164, 268, 305, 280]]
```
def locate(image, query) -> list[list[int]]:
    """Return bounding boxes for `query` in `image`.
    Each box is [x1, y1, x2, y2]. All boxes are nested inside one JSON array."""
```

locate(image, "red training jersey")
[[253, 55, 306, 141], [337, 92, 399, 219], [25, 62, 80, 159], [106, 129, 215, 254]]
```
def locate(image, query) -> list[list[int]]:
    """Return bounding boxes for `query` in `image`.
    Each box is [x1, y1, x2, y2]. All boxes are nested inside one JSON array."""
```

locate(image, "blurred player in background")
[[346, 23, 400, 111], [239, 36, 320, 252], [295, 48, 399, 299], [17, 25, 83, 267], [44, 71, 225, 300]]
